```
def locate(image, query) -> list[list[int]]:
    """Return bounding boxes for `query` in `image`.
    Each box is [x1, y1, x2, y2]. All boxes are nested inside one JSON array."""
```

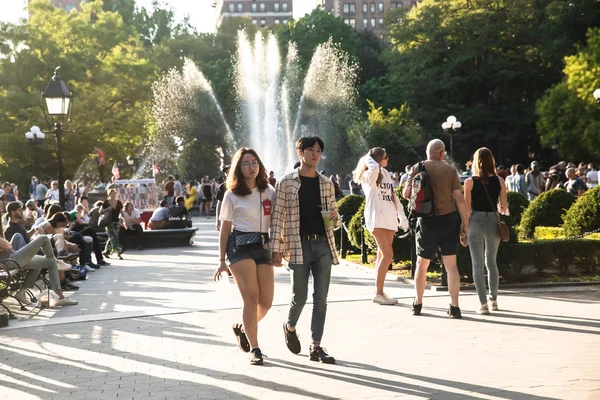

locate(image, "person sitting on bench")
[[120, 201, 144, 250], [148, 200, 169, 230], [168, 196, 192, 229]]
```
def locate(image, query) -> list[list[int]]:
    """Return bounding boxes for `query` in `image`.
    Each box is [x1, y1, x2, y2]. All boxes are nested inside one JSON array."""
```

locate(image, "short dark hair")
[[79, 196, 89, 202], [296, 136, 324, 152], [6, 201, 22, 214], [160, 200, 168, 207], [175, 196, 184, 204]]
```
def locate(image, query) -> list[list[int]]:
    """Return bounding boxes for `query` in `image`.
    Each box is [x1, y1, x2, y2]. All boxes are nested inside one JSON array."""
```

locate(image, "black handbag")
[[234, 192, 269, 249]]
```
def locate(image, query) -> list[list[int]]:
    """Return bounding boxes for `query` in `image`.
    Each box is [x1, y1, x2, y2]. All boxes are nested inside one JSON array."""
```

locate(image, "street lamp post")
[[25, 126, 45, 177], [594, 88, 600, 106], [41, 67, 72, 209], [441, 115, 462, 162]]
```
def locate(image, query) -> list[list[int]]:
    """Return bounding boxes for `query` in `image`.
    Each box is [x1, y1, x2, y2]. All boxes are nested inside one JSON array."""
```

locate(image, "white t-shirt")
[[219, 185, 276, 233], [587, 170, 598, 188], [121, 208, 141, 224]]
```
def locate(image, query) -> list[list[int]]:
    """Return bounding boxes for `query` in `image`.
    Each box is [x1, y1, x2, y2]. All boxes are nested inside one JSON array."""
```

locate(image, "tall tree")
[[536, 28, 600, 162], [383, 0, 600, 166], [0, 0, 154, 187]]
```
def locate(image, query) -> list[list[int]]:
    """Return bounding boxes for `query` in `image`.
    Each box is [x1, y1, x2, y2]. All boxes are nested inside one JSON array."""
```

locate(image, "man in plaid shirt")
[[271, 136, 341, 364]]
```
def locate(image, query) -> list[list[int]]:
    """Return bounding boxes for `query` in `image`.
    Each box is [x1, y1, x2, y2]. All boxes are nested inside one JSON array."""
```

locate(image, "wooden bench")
[[98, 228, 198, 249]]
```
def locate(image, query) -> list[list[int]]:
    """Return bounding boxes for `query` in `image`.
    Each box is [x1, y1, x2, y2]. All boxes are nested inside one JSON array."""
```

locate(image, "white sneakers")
[[54, 297, 79, 306], [83, 265, 96, 272], [490, 300, 499, 311], [373, 293, 398, 305], [56, 260, 72, 272], [478, 303, 490, 315]]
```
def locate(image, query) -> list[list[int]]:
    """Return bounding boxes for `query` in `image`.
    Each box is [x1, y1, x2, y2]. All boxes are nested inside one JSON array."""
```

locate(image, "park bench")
[[98, 227, 198, 249]]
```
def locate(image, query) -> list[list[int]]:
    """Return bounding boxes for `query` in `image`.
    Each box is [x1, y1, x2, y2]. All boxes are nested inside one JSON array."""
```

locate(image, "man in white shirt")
[[587, 163, 598, 189]]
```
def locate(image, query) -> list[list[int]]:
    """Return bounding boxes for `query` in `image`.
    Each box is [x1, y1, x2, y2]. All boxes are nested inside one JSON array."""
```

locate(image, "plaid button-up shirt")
[[270, 169, 340, 265]]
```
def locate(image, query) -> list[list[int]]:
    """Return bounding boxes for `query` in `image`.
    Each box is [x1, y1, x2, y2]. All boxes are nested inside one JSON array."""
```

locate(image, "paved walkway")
[[0, 219, 599, 399]]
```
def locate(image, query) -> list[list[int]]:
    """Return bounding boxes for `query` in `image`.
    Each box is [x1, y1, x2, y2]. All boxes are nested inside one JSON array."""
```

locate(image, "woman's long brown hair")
[[227, 147, 269, 196], [472, 147, 497, 184]]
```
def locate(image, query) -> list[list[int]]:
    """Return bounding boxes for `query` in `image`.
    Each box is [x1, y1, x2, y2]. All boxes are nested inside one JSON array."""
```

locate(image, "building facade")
[[321, 0, 412, 36], [214, 0, 294, 29], [44, 0, 84, 12]]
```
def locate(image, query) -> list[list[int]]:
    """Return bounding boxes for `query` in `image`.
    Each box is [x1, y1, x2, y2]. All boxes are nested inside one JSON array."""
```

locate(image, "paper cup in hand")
[[321, 210, 334, 228]]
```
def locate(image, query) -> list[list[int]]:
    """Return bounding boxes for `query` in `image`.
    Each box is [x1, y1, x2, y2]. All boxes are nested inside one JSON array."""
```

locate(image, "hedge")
[[454, 238, 599, 282], [519, 189, 576, 239], [534, 226, 564, 239], [563, 186, 600, 237], [347, 197, 412, 261], [335, 195, 364, 253], [503, 192, 529, 242]]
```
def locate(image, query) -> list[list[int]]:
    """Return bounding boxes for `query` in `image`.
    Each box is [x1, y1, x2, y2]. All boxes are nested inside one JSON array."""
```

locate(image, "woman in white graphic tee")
[[353, 147, 409, 306], [213, 147, 276, 366]]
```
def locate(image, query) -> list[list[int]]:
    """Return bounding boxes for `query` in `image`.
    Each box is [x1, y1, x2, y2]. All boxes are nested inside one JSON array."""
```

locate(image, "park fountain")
[[148, 31, 360, 176]]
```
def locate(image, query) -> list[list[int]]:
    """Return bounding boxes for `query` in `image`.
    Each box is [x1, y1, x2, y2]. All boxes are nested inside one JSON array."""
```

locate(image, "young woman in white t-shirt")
[[353, 147, 408, 306], [213, 147, 276, 366]]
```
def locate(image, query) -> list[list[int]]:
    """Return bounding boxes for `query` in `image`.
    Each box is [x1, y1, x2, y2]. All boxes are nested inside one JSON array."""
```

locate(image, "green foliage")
[[519, 189, 576, 239], [348, 202, 376, 250], [502, 192, 529, 241], [352, 101, 424, 172], [335, 194, 364, 253], [534, 227, 564, 239], [536, 28, 600, 161], [0, 0, 154, 188], [383, 0, 600, 166], [563, 186, 600, 237]]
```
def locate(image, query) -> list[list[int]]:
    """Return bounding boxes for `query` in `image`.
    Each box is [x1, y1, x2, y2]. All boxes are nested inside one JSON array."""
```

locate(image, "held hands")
[[272, 252, 283, 267], [459, 225, 469, 247], [213, 260, 228, 281]]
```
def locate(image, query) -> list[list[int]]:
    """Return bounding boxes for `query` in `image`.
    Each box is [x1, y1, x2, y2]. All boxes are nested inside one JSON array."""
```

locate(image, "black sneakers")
[[411, 300, 422, 316], [249, 348, 264, 365], [232, 323, 250, 353], [448, 305, 462, 319], [309, 346, 335, 364], [283, 323, 301, 354]]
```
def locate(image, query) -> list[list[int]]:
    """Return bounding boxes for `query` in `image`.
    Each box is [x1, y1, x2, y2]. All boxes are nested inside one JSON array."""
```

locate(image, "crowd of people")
[[0, 139, 596, 364]]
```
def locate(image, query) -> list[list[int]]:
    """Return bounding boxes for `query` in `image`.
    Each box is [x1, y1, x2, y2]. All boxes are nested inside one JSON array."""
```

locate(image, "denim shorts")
[[226, 230, 272, 266]]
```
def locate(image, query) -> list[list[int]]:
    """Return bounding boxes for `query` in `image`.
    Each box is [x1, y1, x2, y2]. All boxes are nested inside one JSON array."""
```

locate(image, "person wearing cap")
[[525, 161, 545, 200], [3, 202, 36, 244], [0, 202, 77, 306]]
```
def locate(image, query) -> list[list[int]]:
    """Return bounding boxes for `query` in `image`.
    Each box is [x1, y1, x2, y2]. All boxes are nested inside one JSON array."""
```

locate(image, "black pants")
[[119, 224, 143, 249], [72, 225, 105, 263]]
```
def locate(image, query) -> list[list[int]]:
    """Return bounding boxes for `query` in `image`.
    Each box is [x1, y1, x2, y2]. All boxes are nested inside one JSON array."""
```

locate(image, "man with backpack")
[[402, 139, 469, 318]]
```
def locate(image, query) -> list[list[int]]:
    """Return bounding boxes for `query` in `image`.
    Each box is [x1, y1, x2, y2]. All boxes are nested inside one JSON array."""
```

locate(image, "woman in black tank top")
[[463, 148, 508, 315]]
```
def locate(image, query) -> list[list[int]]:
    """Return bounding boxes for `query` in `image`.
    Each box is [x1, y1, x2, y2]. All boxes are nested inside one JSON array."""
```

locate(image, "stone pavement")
[[0, 219, 599, 400]]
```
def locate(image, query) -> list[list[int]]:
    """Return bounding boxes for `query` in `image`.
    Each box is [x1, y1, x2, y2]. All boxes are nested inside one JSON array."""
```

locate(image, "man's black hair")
[[79, 196, 89, 202], [175, 174, 180, 180], [160, 200, 168, 207], [175, 196, 184, 204], [296, 136, 324, 152]]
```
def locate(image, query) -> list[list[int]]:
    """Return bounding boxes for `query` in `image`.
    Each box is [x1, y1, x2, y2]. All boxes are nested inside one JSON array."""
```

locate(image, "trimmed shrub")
[[506, 192, 529, 226], [335, 195, 364, 253], [503, 192, 529, 242], [563, 186, 600, 237], [534, 227, 564, 239], [348, 202, 376, 250], [519, 189, 576, 239]]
